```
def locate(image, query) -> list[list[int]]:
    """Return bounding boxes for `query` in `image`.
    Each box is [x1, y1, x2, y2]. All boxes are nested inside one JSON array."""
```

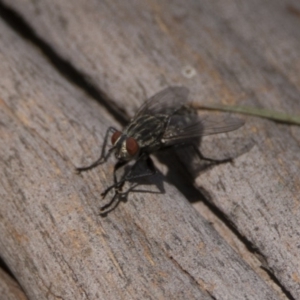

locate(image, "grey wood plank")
[[0, 268, 28, 300], [0, 12, 282, 300], [2, 1, 298, 298], [1, 0, 300, 299]]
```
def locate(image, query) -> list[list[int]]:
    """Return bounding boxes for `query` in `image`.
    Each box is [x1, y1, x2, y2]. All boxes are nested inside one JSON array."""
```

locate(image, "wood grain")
[[0, 0, 299, 299], [0, 268, 28, 300]]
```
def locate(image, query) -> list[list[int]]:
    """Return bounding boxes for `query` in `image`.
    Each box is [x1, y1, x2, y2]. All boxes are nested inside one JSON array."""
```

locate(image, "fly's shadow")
[[76, 86, 246, 214], [154, 134, 252, 204]]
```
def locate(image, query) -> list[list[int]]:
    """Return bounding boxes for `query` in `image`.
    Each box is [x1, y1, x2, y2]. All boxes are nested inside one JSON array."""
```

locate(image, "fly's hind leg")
[[192, 144, 233, 164]]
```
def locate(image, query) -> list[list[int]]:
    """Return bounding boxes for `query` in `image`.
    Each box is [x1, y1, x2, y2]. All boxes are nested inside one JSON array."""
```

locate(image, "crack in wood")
[[167, 255, 201, 288], [0, 1, 128, 127]]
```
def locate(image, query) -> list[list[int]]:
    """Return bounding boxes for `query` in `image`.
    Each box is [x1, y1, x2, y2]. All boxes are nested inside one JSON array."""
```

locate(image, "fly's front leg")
[[99, 160, 127, 214], [101, 154, 156, 198], [101, 154, 156, 196], [76, 126, 117, 172], [101, 160, 127, 198], [124, 156, 156, 182], [99, 183, 140, 215], [100, 154, 156, 213]]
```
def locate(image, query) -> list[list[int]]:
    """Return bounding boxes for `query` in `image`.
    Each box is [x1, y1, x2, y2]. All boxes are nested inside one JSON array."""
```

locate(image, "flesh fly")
[[77, 86, 244, 214]]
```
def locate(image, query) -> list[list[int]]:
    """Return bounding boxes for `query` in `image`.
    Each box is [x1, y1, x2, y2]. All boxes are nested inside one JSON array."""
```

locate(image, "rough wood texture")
[[0, 268, 28, 300], [0, 0, 299, 299]]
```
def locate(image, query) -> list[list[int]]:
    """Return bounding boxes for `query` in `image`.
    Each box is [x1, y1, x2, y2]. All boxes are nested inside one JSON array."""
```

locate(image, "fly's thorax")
[[111, 131, 140, 161], [124, 114, 168, 149]]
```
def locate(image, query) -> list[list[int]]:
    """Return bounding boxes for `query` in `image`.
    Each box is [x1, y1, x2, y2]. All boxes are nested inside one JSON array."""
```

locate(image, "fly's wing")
[[162, 114, 244, 146], [133, 86, 189, 119]]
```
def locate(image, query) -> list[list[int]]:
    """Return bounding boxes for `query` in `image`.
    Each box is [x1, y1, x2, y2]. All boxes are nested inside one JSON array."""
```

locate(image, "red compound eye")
[[111, 131, 122, 145], [126, 137, 139, 156]]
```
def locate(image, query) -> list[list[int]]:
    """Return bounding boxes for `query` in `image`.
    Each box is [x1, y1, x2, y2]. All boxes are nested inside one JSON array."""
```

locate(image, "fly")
[[76, 86, 244, 214]]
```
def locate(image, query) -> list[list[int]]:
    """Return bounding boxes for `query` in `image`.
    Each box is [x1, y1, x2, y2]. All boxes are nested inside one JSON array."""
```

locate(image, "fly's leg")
[[99, 183, 140, 215], [101, 154, 156, 198], [192, 144, 232, 164], [123, 156, 157, 182], [99, 193, 121, 215], [76, 126, 117, 172], [100, 155, 156, 212], [101, 160, 127, 198]]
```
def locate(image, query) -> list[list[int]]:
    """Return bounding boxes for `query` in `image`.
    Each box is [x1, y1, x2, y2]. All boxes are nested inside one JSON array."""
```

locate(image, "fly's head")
[[111, 130, 140, 162]]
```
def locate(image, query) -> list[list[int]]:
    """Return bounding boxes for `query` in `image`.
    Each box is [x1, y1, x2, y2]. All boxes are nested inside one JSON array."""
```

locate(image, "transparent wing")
[[162, 114, 244, 146], [133, 86, 189, 119]]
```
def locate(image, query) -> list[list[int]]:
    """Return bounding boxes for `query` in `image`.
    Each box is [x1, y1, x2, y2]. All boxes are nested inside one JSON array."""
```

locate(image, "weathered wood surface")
[[0, 0, 299, 299], [0, 10, 281, 300], [0, 268, 28, 300]]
